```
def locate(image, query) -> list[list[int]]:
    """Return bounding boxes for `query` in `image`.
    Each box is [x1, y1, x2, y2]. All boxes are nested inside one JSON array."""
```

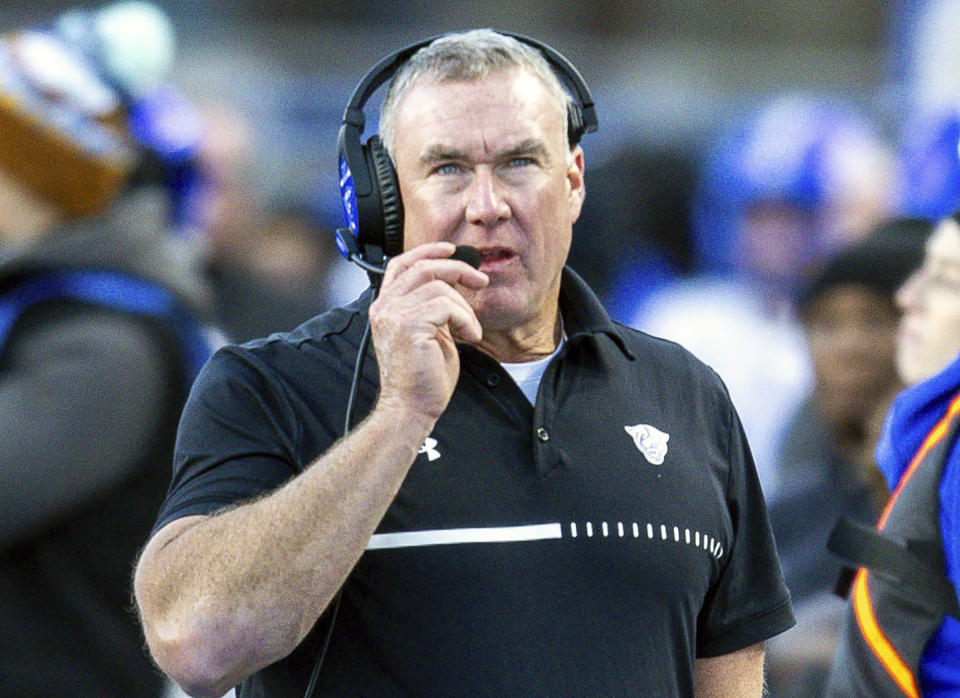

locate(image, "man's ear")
[[568, 145, 585, 222]]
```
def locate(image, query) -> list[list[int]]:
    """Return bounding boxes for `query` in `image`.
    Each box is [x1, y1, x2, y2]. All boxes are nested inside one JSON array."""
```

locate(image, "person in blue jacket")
[[0, 4, 217, 696], [827, 209, 960, 696]]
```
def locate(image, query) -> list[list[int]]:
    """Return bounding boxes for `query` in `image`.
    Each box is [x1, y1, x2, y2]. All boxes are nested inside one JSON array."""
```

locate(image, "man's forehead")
[[417, 137, 549, 162], [393, 74, 565, 162]]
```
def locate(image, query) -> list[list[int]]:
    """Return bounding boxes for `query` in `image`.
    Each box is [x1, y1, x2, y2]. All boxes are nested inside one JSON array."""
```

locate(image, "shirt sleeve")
[[695, 400, 796, 657], [152, 345, 304, 532]]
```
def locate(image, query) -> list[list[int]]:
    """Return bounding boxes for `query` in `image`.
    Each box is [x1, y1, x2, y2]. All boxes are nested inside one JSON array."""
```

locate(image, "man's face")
[[390, 68, 585, 333], [896, 218, 960, 384]]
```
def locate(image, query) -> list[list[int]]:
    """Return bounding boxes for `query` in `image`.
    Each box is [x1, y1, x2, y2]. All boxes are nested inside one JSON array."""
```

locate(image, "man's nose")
[[464, 167, 510, 226]]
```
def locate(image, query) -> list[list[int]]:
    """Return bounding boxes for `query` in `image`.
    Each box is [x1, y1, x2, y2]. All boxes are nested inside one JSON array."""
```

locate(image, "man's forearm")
[[134, 403, 435, 696], [693, 642, 765, 697]]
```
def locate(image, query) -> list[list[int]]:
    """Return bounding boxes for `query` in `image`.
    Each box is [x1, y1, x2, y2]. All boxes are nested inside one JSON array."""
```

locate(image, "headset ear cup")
[[367, 135, 404, 257]]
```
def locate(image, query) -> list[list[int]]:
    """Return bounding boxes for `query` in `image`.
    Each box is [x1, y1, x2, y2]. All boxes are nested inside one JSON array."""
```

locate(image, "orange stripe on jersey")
[[851, 390, 960, 697], [879, 391, 960, 528], [852, 570, 919, 697]]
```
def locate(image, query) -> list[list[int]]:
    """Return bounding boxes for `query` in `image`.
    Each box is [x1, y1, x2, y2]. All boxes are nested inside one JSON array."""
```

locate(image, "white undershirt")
[[500, 332, 566, 405]]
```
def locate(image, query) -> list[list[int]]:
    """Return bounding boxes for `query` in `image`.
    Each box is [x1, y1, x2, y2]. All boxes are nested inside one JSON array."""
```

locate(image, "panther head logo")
[[624, 424, 670, 465]]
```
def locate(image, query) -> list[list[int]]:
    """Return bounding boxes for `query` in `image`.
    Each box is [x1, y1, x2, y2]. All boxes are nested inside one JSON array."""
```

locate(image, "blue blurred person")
[[0, 3, 218, 695], [897, 104, 960, 220], [631, 94, 897, 498]]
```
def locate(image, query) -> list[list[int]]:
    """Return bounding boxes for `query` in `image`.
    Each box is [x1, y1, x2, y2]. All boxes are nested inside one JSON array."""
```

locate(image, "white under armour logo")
[[419, 437, 441, 462], [624, 423, 670, 465]]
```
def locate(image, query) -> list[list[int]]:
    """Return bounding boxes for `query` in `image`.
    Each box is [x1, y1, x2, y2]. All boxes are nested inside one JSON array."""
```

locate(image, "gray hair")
[[378, 29, 574, 158]]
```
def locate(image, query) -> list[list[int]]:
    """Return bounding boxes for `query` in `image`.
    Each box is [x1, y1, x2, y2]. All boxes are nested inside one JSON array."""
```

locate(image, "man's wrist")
[[369, 397, 439, 444]]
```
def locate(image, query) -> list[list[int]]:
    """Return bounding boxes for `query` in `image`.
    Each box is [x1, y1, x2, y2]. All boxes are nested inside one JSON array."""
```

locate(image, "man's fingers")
[[372, 279, 482, 343], [381, 243, 489, 295], [401, 294, 482, 344], [380, 241, 453, 284]]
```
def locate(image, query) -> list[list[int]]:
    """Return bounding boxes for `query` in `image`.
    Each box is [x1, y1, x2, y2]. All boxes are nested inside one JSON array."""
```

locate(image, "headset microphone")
[[336, 230, 481, 276], [450, 245, 482, 269]]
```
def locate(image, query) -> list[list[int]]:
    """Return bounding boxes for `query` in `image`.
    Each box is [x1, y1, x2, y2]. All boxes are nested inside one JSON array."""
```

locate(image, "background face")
[[804, 284, 899, 426], [896, 219, 960, 385], [392, 69, 584, 334], [738, 201, 817, 287]]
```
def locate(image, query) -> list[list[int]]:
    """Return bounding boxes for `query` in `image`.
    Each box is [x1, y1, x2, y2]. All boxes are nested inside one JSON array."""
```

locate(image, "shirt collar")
[[559, 266, 635, 360]]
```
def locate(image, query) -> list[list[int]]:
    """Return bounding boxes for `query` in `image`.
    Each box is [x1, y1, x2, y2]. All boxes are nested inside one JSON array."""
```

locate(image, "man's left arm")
[[693, 641, 765, 697]]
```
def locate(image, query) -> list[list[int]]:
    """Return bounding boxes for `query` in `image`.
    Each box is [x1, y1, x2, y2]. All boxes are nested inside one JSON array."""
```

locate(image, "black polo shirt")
[[157, 268, 794, 697]]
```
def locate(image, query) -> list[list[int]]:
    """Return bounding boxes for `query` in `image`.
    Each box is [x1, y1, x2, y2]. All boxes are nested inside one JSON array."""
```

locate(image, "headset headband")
[[340, 31, 598, 141]]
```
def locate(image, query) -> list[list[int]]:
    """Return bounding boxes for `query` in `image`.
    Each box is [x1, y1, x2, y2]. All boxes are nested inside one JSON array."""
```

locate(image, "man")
[[827, 211, 960, 695], [765, 217, 931, 696], [0, 3, 216, 696], [134, 30, 794, 697]]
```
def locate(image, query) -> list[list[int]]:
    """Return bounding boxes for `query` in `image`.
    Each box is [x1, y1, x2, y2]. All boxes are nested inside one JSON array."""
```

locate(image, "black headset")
[[334, 30, 599, 270]]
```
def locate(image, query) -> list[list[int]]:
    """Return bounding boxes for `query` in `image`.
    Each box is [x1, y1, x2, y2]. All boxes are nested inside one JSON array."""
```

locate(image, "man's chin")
[[471, 293, 526, 332], [475, 307, 524, 334], [468, 281, 557, 331]]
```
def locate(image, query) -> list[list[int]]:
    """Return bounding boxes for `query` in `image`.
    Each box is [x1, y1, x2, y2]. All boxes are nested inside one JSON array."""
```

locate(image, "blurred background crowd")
[[5, 1, 960, 696]]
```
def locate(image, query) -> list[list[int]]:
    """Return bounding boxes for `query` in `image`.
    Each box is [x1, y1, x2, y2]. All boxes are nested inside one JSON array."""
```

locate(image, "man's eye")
[[508, 157, 533, 168], [435, 163, 460, 175]]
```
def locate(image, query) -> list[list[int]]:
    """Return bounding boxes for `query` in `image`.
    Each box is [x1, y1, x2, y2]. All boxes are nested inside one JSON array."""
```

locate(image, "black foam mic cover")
[[451, 245, 481, 269]]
